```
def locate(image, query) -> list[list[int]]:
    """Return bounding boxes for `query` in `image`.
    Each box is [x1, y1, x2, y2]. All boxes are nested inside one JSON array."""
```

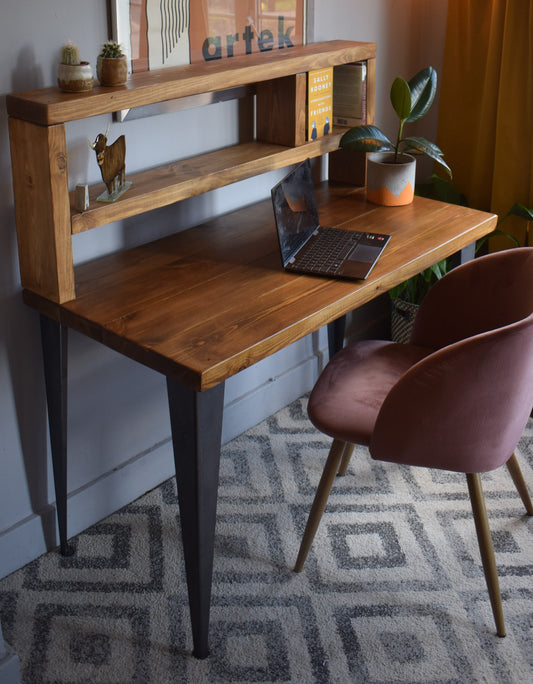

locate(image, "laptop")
[[271, 159, 390, 280]]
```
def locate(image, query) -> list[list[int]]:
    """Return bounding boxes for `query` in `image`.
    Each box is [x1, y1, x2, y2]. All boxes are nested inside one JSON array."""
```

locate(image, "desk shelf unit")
[[7, 40, 376, 304], [7, 42, 501, 663]]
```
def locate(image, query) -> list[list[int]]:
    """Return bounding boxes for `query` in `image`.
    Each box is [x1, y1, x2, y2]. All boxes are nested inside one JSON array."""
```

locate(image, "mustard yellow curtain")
[[437, 0, 533, 247]]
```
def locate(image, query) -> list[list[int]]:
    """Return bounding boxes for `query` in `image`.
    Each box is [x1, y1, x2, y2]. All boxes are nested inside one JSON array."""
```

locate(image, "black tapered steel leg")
[[328, 315, 346, 359], [166, 377, 225, 659], [40, 315, 73, 556]]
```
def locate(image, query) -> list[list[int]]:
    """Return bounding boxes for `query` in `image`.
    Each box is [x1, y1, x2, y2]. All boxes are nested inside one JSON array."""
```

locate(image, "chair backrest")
[[371, 249, 533, 473], [370, 311, 533, 473], [411, 247, 533, 350]]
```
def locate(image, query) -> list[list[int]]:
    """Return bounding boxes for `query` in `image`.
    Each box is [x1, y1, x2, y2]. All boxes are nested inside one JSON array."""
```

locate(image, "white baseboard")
[[0, 333, 328, 580], [0, 437, 176, 579]]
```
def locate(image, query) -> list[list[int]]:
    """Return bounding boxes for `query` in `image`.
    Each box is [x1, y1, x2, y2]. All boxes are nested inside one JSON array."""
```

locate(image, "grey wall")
[[0, 0, 448, 580]]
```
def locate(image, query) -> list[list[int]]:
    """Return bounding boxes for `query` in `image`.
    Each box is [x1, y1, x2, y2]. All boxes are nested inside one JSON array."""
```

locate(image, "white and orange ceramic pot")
[[366, 152, 416, 206]]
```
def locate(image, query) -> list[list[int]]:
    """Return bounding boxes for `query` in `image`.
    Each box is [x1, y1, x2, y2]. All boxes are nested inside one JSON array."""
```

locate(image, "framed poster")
[[112, 1, 306, 73]]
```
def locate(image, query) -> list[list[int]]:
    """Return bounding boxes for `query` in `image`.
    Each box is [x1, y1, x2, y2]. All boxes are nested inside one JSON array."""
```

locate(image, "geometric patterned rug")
[[1, 397, 532, 683]]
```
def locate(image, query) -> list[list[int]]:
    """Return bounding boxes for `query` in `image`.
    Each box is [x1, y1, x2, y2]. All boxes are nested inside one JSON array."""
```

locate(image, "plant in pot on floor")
[[389, 178, 529, 343], [389, 259, 449, 343], [339, 66, 451, 206], [97, 41, 128, 86]]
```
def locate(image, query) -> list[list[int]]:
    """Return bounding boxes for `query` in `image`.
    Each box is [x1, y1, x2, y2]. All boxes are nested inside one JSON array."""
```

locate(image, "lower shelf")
[[69, 131, 349, 234]]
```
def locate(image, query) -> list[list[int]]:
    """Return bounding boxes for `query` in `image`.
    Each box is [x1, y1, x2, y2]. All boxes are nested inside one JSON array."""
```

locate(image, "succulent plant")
[[61, 41, 80, 66], [100, 41, 124, 59]]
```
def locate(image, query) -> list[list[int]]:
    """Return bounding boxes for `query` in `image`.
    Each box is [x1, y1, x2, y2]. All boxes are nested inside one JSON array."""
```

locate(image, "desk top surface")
[[25, 183, 496, 390]]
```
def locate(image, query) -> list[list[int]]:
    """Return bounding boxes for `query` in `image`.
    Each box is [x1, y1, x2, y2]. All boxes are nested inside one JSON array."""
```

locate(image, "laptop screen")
[[271, 160, 320, 265]]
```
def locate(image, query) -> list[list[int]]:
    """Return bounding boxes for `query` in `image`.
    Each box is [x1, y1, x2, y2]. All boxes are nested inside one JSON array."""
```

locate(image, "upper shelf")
[[6, 40, 376, 126]]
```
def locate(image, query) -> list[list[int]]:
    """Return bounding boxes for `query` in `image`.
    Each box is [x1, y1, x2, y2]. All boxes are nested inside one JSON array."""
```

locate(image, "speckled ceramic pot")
[[57, 62, 94, 92]]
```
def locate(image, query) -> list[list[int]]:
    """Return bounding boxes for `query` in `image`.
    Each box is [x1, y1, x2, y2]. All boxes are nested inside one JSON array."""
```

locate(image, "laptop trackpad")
[[348, 243, 384, 263]]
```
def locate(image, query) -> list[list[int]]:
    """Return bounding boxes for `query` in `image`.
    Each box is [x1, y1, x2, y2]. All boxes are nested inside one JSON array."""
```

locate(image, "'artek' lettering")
[[201, 16, 295, 61], [226, 33, 239, 58], [243, 25, 254, 54], [202, 36, 222, 61], [278, 16, 294, 49], [258, 29, 274, 52]]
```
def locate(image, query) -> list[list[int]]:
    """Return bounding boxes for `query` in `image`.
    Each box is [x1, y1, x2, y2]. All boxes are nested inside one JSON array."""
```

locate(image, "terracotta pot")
[[366, 152, 416, 206], [97, 55, 128, 86], [57, 61, 94, 93]]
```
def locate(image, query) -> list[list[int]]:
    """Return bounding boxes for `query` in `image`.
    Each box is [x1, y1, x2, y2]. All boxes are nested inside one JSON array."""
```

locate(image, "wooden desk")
[[25, 182, 496, 658]]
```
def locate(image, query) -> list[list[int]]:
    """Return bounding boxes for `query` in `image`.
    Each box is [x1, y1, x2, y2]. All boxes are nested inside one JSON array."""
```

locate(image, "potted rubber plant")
[[97, 41, 128, 86], [339, 66, 451, 206], [57, 41, 93, 92]]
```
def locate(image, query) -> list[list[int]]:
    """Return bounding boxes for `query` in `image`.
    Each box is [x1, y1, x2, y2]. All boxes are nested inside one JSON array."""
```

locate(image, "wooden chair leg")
[[295, 439, 346, 572], [466, 473, 506, 637], [337, 443, 355, 476], [505, 453, 533, 515]]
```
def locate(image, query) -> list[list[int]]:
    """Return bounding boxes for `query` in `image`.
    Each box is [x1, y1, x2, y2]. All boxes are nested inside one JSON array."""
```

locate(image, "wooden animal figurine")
[[89, 126, 131, 201]]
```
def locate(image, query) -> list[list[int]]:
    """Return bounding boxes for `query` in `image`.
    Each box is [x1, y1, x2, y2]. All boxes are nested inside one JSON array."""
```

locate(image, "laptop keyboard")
[[295, 227, 363, 274]]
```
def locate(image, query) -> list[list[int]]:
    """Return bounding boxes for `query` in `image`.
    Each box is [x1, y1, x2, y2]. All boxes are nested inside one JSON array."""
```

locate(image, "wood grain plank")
[[24, 184, 495, 390], [7, 41, 376, 126], [104, 197, 495, 389], [256, 73, 307, 146], [9, 118, 75, 302], [366, 57, 376, 125], [68, 187, 370, 319]]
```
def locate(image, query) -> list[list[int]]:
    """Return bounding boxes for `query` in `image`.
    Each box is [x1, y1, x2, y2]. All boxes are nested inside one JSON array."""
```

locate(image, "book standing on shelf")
[[333, 62, 367, 127], [307, 67, 333, 141]]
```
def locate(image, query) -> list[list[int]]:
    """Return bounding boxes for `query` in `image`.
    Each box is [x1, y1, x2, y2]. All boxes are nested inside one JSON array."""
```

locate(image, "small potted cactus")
[[57, 41, 93, 92], [97, 41, 128, 86]]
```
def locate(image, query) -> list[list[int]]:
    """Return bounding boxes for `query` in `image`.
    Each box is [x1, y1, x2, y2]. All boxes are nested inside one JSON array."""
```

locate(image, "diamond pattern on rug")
[[336, 603, 474, 682], [0, 397, 532, 683], [22, 505, 165, 593], [25, 604, 151, 682]]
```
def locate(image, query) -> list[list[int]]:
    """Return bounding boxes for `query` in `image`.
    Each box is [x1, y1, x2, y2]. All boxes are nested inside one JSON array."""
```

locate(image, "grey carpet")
[[1, 396, 532, 683]]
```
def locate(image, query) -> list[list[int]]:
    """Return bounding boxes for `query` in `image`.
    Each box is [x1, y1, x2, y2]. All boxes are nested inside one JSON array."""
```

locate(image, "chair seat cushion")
[[308, 340, 431, 445]]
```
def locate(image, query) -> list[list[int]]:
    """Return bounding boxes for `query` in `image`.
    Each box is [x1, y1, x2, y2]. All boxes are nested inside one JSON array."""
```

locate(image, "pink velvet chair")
[[295, 247, 533, 637]]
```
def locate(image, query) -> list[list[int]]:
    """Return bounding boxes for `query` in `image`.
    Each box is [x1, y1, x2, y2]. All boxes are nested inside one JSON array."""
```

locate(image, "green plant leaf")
[[401, 136, 452, 177], [432, 260, 448, 279], [339, 125, 393, 152], [429, 174, 467, 205], [406, 67, 437, 122], [389, 258, 449, 305], [508, 203, 533, 221], [389, 281, 408, 300], [390, 77, 412, 121], [475, 229, 521, 254]]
